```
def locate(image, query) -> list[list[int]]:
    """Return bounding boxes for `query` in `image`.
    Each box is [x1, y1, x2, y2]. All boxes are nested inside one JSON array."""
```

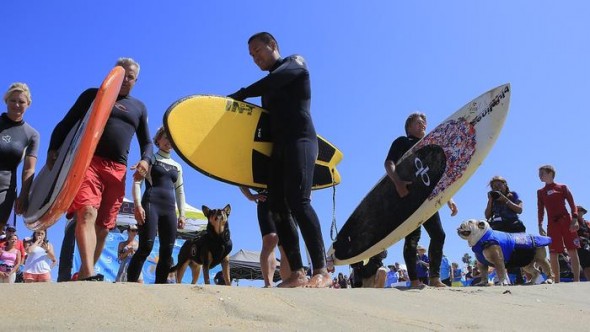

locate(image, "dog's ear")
[[202, 205, 210, 217], [477, 221, 486, 229], [224, 204, 231, 216]]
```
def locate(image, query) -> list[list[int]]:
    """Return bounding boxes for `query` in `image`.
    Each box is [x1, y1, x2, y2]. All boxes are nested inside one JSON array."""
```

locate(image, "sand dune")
[[3, 282, 590, 331]]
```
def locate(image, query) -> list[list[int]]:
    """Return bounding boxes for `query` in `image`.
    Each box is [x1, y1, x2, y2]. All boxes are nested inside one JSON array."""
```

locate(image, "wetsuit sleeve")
[[385, 137, 406, 163], [175, 163, 186, 218], [132, 180, 143, 205], [48, 88, 97, 151], [25, 128, 40, 158], [564, 185, 578, 218], [230, 57, 307, 100], [136, 107, 153, 163], [537, 190, 545, 225]]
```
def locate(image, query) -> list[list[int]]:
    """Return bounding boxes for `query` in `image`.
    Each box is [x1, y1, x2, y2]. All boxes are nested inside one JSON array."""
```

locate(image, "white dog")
[[457, 219, 554, 286]]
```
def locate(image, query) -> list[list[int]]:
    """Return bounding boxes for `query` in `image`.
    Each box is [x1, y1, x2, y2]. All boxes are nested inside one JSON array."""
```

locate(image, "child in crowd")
[[537, 164, 581, 282]]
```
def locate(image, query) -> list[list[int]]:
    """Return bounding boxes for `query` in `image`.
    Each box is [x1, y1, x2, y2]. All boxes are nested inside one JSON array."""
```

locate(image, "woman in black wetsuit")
[[127, 127, 186, 283], [0, 83, 39, 230]]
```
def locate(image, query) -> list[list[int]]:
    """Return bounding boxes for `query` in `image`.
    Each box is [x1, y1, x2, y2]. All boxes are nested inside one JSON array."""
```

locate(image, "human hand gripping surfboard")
[[329, 84, 511, 265], [23, 67, 124, 230], [163, 95, 343, 190]]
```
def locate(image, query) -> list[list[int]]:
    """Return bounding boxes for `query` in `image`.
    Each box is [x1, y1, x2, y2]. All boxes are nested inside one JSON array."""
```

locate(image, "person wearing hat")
[[575, 205, 590, 280], [415, 245, 430, 284], [115, 224, 140, 282]]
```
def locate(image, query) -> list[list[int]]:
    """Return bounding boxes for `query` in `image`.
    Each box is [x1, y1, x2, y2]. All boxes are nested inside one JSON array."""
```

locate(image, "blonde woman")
[[0, 83, 39, 231]]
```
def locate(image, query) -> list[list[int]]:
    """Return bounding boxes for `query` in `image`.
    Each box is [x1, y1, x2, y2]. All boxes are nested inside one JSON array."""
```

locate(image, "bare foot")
[[430, 282, 447, 288], [409, 280, 426, 289], [278, 271, 308, 288], [305, 273, 332, 288], [429, 278, 447, 288]]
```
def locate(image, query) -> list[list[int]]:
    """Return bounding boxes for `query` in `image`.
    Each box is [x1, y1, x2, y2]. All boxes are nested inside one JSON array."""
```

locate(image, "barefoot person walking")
[[229, 32, 330, 287]]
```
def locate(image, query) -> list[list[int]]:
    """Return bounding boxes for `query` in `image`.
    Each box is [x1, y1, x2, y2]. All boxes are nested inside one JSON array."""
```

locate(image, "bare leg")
[[94, 225, 109, 265], [534, 248, 554, 283], [261, 233, 279, 287], [550, 253, 560, 283], [583, 267, 590, 281], [569, 249, 581, 282], [75, 206, 98, 280]]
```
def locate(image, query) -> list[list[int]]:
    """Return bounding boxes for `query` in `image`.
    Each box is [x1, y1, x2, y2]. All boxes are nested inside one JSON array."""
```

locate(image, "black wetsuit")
[[0, 113, 39, 225], [127, 151, 185, 284], [48, 88, 152, 165], [386, 135, 446, 281], [230, 55, 325, 271]]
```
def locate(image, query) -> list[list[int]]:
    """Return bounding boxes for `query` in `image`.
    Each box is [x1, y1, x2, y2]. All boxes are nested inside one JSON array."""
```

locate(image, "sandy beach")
[[3, 282, 590, 331]]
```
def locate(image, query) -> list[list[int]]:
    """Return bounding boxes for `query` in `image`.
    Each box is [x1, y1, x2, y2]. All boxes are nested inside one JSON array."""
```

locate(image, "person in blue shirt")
[[385, 264, 399, 287], [439, 254, 452, 286], [415, 245, 430, 284]]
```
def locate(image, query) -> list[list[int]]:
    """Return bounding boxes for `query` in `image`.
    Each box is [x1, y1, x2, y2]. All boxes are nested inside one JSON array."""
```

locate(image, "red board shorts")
[[68, 156, 127, 229], [23, 272, 52, 282], [548, 214, 581, 253]]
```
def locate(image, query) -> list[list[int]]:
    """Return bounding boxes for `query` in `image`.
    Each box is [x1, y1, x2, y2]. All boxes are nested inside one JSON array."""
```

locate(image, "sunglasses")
[[129, 229, 138, 232]]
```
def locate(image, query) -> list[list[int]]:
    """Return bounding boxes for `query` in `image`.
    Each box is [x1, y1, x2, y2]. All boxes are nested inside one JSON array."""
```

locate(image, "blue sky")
[[3, 1, 590, 283]]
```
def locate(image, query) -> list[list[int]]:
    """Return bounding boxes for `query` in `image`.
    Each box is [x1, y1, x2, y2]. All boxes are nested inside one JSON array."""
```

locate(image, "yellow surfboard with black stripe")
[[164, 95, 342, 190]]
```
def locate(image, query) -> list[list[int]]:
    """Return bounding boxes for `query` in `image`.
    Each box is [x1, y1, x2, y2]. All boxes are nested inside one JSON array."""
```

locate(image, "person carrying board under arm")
[[229, 32, 330, 288], [47, 58, 153, 281], [385, 112, 458, 288]]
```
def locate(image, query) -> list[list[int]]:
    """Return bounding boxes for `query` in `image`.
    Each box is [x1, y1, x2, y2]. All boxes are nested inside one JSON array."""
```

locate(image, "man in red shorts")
[[537, 164, 581, 283], [48, 58, 153, 281]]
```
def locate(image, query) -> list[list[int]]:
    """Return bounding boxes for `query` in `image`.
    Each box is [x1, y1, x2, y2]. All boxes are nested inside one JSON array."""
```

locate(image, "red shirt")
[[537, 182, 577, 224]]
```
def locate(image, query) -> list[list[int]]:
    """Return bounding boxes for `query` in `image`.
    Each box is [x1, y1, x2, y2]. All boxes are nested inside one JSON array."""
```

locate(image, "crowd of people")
[[2, 32, 590, 288]]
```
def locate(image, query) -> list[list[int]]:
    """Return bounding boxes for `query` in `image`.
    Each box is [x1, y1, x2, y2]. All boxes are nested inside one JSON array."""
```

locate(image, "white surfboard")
[[329, 84, 511, 265]]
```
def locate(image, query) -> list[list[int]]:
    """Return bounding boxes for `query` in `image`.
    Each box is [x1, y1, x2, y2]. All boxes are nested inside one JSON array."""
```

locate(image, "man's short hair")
[[248, 32, 279, 50]]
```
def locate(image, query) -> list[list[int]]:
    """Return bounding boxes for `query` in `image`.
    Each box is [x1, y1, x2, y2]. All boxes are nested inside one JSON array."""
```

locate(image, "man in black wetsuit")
[[385, 112, 458, 288], [48, 58, 152, 281], [229, 32, 330, 288]]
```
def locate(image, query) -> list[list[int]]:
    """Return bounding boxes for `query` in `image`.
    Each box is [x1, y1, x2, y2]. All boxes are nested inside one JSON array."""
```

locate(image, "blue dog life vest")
[[472, 229, 552, 267]]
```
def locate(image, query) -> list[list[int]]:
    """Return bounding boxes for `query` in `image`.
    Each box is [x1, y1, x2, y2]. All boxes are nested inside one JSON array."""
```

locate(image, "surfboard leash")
[[330, 169, 339, 242]]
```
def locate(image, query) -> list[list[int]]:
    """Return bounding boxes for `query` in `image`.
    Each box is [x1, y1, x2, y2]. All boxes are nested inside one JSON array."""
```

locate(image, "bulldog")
[[457, 219, 554, 286]]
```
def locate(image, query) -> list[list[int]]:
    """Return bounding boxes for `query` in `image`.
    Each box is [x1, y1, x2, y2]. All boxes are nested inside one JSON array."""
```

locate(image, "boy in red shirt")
[[537, 165, 581, 282]]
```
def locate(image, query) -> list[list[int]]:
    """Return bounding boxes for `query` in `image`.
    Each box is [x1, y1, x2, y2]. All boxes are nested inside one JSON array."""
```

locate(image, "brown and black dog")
[[170, 204, 232, 285]]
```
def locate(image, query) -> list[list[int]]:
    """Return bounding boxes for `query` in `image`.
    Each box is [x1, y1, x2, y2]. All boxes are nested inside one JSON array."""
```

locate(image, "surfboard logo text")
[[225, 100, 254, 116], [469, 85, 510, 126], [414, 157, 431, 186]]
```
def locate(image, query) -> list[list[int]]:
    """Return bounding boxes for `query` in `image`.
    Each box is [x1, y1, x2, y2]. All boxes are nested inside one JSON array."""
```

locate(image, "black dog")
[[170, 204, 232, 285]]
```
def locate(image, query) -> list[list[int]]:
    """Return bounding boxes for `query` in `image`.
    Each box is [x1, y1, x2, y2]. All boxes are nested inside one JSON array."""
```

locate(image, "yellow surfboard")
[[164, 95, 342, 190]]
